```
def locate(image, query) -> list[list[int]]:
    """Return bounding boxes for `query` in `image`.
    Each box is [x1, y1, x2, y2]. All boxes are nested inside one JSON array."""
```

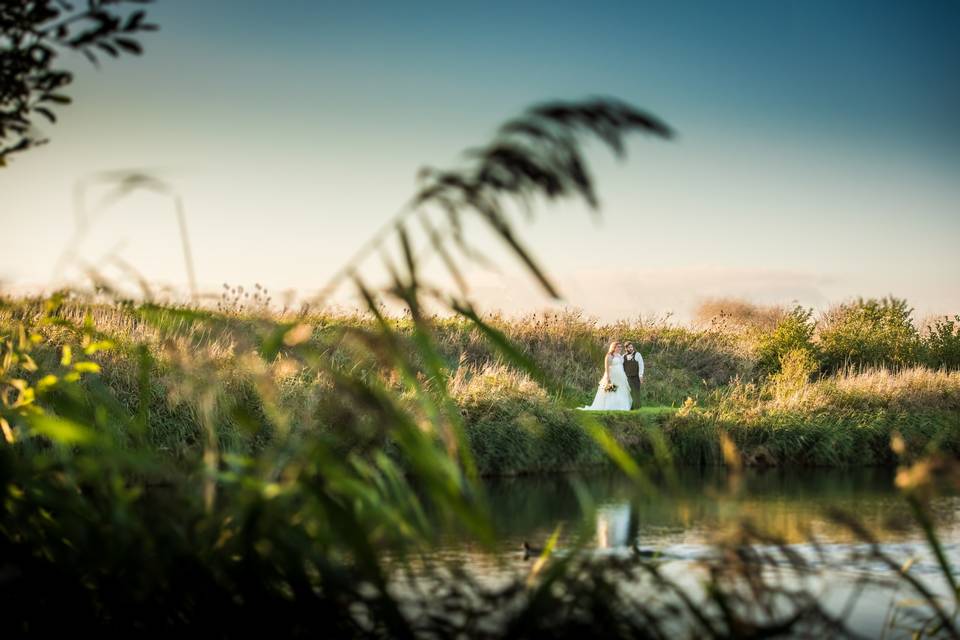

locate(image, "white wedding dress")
[[579, 354, 632, 411]]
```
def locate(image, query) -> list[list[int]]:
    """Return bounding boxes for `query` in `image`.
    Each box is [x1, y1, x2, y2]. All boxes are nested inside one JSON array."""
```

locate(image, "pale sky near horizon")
[[2, 0, 958, 322]]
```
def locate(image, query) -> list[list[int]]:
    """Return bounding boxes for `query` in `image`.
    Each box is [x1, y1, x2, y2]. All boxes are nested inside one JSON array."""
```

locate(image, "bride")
[[579, 340, 632, 411]]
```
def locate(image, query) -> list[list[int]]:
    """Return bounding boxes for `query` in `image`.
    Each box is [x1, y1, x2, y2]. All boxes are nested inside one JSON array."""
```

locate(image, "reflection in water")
[[410, 468, 959, 637], [476, 467, 959, 553], [596, 504, 631, 548]]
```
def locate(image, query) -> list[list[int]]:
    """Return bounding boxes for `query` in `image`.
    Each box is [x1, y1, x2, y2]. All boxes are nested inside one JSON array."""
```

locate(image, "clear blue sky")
[[2, 0, 958, 320]]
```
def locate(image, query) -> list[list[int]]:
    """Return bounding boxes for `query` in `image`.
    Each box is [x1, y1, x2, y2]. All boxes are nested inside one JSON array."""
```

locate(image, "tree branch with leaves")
[[0, 0, 157, 165]]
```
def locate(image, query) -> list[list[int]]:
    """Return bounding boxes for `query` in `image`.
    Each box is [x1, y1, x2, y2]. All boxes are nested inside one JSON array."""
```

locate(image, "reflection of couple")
[[578, 341, 644, 411]]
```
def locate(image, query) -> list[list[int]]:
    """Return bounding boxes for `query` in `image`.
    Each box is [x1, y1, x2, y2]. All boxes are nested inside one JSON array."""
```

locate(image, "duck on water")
[[522, 541, 662, 561]]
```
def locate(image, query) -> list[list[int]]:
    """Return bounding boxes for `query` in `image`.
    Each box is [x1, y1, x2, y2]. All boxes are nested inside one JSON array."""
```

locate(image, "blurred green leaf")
[[28, 414, 97, 445]]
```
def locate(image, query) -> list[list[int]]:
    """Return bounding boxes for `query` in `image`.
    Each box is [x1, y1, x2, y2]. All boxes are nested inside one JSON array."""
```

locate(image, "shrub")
[[769, 347, 820, 398], [817, 297, 921, 371], [924, 315, 960, 370], [755, 306, 818, 375]]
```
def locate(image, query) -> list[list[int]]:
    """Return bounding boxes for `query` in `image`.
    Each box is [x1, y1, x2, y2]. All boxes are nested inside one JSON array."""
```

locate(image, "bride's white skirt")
[[579, 364, 632, 411]]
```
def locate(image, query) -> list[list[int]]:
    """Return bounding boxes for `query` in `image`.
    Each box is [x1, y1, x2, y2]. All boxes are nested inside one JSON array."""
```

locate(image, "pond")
[[413, 467, 960, 636]]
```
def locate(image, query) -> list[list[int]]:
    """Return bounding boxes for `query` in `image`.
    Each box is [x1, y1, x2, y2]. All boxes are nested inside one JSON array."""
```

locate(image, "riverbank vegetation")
[[2, 294, 957, 474]]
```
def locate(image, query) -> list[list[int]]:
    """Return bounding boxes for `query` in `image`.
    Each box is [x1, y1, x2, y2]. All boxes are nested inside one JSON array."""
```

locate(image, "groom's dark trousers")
[[623, 356, 642, 409]]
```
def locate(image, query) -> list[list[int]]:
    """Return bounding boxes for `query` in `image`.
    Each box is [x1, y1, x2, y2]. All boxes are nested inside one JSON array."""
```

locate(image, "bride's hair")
[[607, 340, 620, 355]]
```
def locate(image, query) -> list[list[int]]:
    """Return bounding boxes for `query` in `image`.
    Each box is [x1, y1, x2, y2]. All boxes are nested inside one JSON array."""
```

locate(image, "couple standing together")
[[579, 341, 645, 411]]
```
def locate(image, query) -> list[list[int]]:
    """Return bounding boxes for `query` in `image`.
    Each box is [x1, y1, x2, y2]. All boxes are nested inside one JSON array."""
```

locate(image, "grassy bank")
[[1, 296, 958, 475], [461, 406, 958, 475], [455, 367, 959, 474]]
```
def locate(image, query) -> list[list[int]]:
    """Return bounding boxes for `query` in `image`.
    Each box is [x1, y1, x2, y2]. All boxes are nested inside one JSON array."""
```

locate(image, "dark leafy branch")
[[0, 0, 157, 165]]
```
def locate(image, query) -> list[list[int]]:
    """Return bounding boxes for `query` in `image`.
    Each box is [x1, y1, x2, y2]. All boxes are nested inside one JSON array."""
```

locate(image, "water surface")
[[417, 467, 959, 636]]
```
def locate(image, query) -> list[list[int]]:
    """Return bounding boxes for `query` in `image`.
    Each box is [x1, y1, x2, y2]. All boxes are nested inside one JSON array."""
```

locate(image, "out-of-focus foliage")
[[0, 0, 157, 164]]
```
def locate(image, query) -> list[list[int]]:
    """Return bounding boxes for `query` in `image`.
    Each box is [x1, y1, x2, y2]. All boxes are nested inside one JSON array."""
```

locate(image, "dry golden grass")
[[758, 366, 960, 412], [450, 361, 549, 406]]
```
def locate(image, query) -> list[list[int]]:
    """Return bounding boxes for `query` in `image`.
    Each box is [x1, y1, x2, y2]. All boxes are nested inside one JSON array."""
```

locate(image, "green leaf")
[[28, 414, 97, 445], [83, 340, 115, 355], [114, 38, 143, 55], [72, 361, 101, 374], [527, 524, 562, 585], [36, 375, 59, 393], [41, 94, 72, 105]]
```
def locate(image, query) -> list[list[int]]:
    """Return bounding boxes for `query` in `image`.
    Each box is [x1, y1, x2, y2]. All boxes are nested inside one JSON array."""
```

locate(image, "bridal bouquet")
[[603, 382, 618, 393]]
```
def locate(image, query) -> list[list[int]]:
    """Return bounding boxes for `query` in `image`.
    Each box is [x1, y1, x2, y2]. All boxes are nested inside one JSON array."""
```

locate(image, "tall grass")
[[680, 366, 960, 468], [2, 296, 957, 474]]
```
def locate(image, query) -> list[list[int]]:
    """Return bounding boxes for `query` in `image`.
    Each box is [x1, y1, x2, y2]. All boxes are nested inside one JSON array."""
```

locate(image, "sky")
[[2, 0, 958, 322]]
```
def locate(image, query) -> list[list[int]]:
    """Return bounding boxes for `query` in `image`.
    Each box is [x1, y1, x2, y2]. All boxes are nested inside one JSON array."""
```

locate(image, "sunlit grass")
[[2, 296, 957, 474]]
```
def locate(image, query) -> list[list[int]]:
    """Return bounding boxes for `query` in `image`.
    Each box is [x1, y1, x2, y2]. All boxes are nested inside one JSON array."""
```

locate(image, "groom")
[[622, 342, 644, 409]]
